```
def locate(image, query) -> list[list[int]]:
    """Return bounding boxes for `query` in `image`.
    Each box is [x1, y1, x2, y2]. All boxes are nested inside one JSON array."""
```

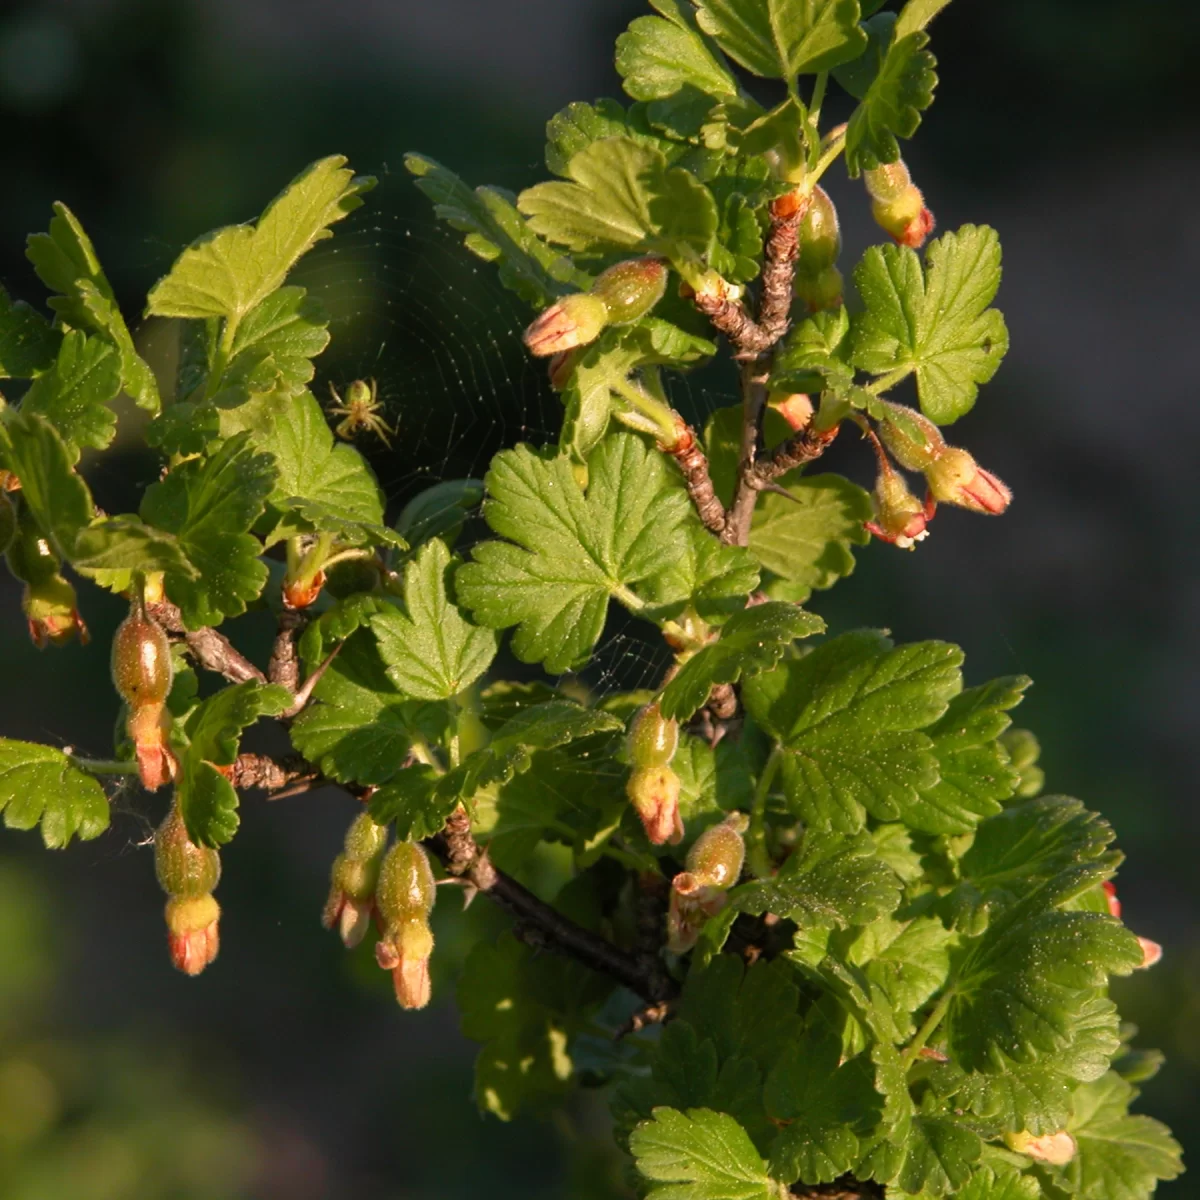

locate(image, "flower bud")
[[866, 457, 932, 550], [794, 265, 843, 313], [627, 702, 679, 770], [547, 349, 580, 392], [21, 571, 89, 648], [768, 392, 814, 433], [864, 160, 935, 249], [667, 813, 748, 953], [322, 812, 389, 949], [1004, 1130, 1078, 1167], [282, 568, 325, 610], [589, 257, 668, 325], [1137, 937, 1163, 969], [876, 401, 947, 471], [627, 765, 683, 846], [924, 447, 1011, 514], [374, 841, 436, 1009], [155, 808, 221, 976], [113, 604, 176, 791], [1102, 880, 1122, 919], [523, 293, 609, 357]]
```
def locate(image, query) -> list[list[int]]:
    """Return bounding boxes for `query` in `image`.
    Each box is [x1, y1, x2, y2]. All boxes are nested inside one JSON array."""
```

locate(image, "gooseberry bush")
[[0, 1, 1185, 1196]]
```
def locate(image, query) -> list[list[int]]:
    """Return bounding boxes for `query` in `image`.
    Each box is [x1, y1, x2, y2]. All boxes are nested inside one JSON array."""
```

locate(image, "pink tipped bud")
[[523, 293, 609, 357], [924, 447, 1011, 514], [627, 702, 679, 770], [866, 455, 933, 550], [165, 894, 221, 976], [769, 392, 814, 433], [865, 160, 935, 249], [1103, 880, 1122, 919], [322, 813, 388, 949], [374, 842, 436, 1008], [23, 574, 89, 648], [876, 401, 947, 471], [627, 765, 683, 845], [547, 349, 579, 392], [1005, 1130, 1078, 1167], [589, 257, 668, 325], [1137, 937, 1163, 969], [375, 915, 434, 1009]]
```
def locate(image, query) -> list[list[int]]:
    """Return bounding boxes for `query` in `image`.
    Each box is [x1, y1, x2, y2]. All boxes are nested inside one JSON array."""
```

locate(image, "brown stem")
[[691, 288, 774, 358], [721, 360, 772, 547], [664, 420, 726, 534], [750, 421, 841, 485], [229, 752, 316, 793], [758, 193, 806, 344], [268, 610, 304, 693], [429, 807, 678, 1004], [147, 600, 266, 685]]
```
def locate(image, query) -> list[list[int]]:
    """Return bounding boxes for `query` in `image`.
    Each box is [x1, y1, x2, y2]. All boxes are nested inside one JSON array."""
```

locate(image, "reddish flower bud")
[[282, 568, 325, 610], [627, 702, 679, 770], [627, 765, 683, 845], [924, 447, 1011, 515], [322, 813, 389, 949], [165, 894, 221, 976], [864, 160, 936, 249], [876, 401, 947, 471], [769, 392, 814, 433], [547, 349, 580, 392], [1004, 1130, 1078, 1167], [866, 455, 933, 550], [523, 293, 609, 357], [1137, 937, 1163, 970], [667, 813, 748, 953], [1103, 880, 1122, 919], [589, 257, 668, 325], [374, 841, 436, 1009]]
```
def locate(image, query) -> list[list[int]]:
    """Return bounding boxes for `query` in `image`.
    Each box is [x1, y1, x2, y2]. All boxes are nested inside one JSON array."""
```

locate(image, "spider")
[[326, 378, 396, 448]]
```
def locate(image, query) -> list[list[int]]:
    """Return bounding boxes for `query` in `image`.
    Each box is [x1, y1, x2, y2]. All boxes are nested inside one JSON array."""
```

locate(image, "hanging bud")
[[865, 443, 933, 550], [6, 518, 89, 648], [1004, 1130, 1078, 1167], [590, 257, 668, 325], [876, 401, 947, 471], [523, 293, 609, 358], [112, 602, 176, 791], [924, 447, 1012, 515], [374, 841, 436, 1009], [794, 186, 843, 312], [155, 807, 221, 976], [322, 812, 389, 948], [864, 160, 936, 249], [667, 813, 748, 953], [627, 765, 683, 846], [627, 702, 679, 770]]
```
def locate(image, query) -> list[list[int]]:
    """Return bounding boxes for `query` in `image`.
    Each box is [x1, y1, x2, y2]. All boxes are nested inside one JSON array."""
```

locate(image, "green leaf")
[[742, 631, 963, 832], [0, 738, 109, 847], [518, 137, 719, 263], [140, 432, 276, 627], [945, 876, 1144, 1074], [394, 478, 484, 554], [734, 829, 899, 929], [641, 523, 761, 627], [616, 14, 740, 102], [891, 1109, 982, 1195], [1049, 1072, 1183, 1200], [20, 331, 122, 459], [370, 701, 623, 838], [902, 675, 1029, 835], [369, 539, 497, 701], [545, 99, 678, 177], [931, 1058, 1073, 1136], [845, 914, 958, 1028], [0, 284, 58, 378], [749, 474, 872, 603], [72, 516, 198, 578], [769, 306, 854, 393], [630, 1108, 782, 1200], [958, 1168, 1041, 1200], [177, 681, 292, 846], [26, 202, 159, 410], [146, 156, 374, 323], [659, 602, 824, 722], [405, 154, 588, 308], [849, 225, 1009, 424], [844, 28, 938, 176], [258, 391, 399, 547], [456, 434, 691, 674], [290, 630, 447, 786], [0, 410, 92, 560], [894, 0, 955, 40], [695, 0, 868, 78]]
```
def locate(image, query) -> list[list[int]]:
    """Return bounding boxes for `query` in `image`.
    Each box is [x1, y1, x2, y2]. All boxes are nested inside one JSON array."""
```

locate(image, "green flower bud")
[[924, 447, 1011, 514], [5, 515, 59, 588], [21, 571, 89, 648], [374, 841, 436, 1009], [865, 458, 932, 550], [155, 807, 221, 898], [589, 257, 668, 325], [684, 812, 748, 890], [627, 702, 679, 769], [793, 265, 843, 313], [112, 606, 174, 709], [322, 812, 389, 948], [796, 186, 841, 276], [523, 293, 609, 357], [864, 160, 935, 248], [876, 401, 947, 471], [626, 764, 683, 846]]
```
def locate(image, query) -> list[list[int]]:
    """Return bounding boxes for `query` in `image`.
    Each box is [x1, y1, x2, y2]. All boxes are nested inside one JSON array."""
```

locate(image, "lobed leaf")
[[0, 284, 59, 379], [20, 330, 122, 460], [0, 738, 109, 848], [616, 11, 740, 103]]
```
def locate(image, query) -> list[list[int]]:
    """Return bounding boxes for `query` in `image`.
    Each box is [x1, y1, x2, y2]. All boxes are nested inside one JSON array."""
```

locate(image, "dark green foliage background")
[[0, 0, 1195, 1196]]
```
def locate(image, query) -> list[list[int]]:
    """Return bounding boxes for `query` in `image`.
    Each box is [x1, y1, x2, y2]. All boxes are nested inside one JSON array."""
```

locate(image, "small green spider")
[[327, 378, 396, 448]]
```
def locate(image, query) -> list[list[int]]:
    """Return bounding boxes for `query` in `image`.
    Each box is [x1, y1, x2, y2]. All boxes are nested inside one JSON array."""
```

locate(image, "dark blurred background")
[[0, 1, 1197, 1196]]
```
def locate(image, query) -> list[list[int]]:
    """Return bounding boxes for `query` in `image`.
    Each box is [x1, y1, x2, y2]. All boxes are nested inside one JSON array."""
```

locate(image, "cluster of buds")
[[1103, 880, 1163, 969], [155, 806, 221, 976], [793, 185, 843, 312], [1004, 1129, 1078, 1167], [667, 813, 748, 953], [374, 840, 437, 1009], [864, 159, 935, 249], [322, 811, 389, 948], [625, 702, 683, 845], [523, 257, 668, 358], [111, 599, 177, 790], [5, 514, 89, 648]]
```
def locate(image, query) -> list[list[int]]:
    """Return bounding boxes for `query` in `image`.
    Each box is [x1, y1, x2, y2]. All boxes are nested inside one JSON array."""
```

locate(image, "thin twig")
[[663, 419, 726, 534], [750, 421, 841, 485], [148, 600, 267, 685], [757, 192, 807, 344], [268, 610, 304, 693], [229, 752, 317, 794], [690, 288, 774, 358], [721, 360, 772, 546]]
